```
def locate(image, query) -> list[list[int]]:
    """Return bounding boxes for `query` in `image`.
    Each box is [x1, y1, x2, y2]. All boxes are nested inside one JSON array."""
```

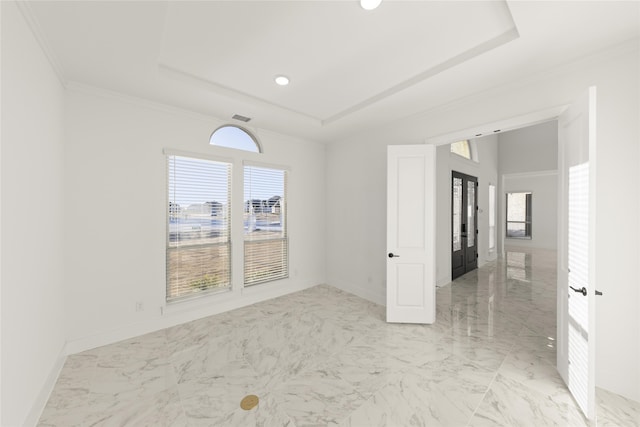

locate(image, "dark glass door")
[[452, 171, 478, 280]]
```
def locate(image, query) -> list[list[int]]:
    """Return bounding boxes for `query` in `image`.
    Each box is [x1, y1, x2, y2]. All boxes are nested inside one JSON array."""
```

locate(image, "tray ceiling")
[[23, 1, 640, 143], [158, 1, 516, 122]]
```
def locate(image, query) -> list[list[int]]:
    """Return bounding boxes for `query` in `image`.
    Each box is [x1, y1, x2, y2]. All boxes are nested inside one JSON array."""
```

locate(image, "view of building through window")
[[166, 127, 288, 301], [167, 155, 232, 301], [244, 165, 288, 286]]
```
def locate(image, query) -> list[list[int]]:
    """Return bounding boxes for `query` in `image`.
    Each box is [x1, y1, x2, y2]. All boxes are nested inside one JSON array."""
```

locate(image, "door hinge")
[[476, 253, 479, 259]]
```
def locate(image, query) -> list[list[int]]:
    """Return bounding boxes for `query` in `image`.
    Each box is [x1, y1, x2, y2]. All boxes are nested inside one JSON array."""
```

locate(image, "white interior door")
[[386, 144, 436, 324], [557, 87, 597, 419]]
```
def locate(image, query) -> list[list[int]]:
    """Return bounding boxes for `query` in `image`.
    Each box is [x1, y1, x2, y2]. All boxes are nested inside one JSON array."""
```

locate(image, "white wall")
[[325, 42, 640, 402], [1, 3, 67, 425], [435, 136, 499, 287], [326, 133, 497, 302], [498, 122, 559, 251], [325, 135, 388, 304], [62, 88, 326, 352], [499, 121, 558, 174]]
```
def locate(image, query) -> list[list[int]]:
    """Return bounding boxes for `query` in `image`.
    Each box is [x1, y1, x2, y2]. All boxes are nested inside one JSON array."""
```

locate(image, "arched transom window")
[[210, 125, 261, 153], [450, 139, 472, 160]]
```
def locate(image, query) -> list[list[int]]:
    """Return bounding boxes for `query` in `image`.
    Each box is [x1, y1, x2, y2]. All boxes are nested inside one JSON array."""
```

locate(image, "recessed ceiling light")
[[275, 75, 290, 86], [360, 0, 382, 11]]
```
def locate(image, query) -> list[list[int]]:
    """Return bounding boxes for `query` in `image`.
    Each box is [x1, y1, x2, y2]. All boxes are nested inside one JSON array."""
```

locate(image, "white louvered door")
[[568, 162, 593, 417], [557, 87, 597, 420]]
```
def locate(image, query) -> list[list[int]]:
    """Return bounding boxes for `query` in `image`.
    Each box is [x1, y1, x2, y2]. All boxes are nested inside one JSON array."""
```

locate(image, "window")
[[452, 176, 462, 252], [506, 192, 532, 239], [210, 125, 261, 153], [167, 155, 231, 301], [450, 140, 471, 160], [489, 184, 496, 250], [244, 165, 288, 286], [166, 127, 288, 301]]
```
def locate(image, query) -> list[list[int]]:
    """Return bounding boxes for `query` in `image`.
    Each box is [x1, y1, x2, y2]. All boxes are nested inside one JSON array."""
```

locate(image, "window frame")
[[505, 191, 533, 240], [209, 125, 262, 153], [165, 149, 235, 302], [163, 147, 293, 304], [243, 161, 290, 287], [489, 184, 496, 250]]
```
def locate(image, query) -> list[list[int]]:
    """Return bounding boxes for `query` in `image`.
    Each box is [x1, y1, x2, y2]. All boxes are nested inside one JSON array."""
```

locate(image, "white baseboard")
[[437, 276, 452, 288], [24, 345, 67, 427], [328, 278, 385, 306], [65, 279, 320, 355]]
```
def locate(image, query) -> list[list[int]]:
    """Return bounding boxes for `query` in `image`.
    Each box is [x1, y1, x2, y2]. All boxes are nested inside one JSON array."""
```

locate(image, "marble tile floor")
[[39, 248, 640, 426]]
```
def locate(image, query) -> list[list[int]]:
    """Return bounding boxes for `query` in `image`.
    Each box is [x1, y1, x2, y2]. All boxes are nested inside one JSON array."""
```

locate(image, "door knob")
[[569, 286, 587, 296], [388, 253, 399, 258]]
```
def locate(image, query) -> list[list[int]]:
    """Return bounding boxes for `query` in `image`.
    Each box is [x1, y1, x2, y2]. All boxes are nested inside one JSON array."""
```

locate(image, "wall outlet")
[[135, 301, 144, 312]]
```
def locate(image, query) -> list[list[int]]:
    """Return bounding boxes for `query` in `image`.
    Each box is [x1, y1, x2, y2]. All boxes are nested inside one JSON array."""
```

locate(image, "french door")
[[451, 171, 478, 280]]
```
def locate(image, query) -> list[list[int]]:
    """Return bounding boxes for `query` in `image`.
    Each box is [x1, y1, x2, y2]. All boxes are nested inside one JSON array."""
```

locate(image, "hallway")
[[39, 248, 639, 426]]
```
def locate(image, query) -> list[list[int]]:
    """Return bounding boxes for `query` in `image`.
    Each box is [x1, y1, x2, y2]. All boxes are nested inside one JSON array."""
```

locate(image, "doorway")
[[451, 171, 478, 279]]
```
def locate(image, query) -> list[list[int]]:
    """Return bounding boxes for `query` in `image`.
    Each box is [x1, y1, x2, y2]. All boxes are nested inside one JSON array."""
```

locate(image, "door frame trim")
[[451, 170, 478, 280], [423, 96, 597, 419]]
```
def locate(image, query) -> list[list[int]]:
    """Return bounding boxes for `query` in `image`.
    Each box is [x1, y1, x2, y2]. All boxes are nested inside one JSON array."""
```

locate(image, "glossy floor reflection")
[[39, 248, 640, 426]]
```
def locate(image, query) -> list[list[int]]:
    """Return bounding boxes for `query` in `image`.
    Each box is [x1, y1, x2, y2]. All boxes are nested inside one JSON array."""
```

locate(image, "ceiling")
[[24, 1, 640, 143]]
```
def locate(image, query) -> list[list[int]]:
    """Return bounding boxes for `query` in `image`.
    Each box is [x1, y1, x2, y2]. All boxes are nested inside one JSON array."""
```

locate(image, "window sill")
[[162, 287, 235, 316], [241, 276, 290, 296]]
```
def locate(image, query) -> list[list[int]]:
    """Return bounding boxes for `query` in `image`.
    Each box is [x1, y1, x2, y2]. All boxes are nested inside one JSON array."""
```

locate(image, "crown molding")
[[333, 38, 637, 146], [420, 37, 639, 123], [16, 0, 67, 87], [158, 64, 322, 127], [65, 81, 322, 147], [322, 26, 520, 126], [424, 106, 566, 146], [66, 80, 226, 125], [502, 170, 558, 180]]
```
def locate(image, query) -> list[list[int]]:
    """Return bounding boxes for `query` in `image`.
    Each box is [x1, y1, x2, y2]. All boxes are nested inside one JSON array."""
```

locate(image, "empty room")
[[2, 1, 640, 426]]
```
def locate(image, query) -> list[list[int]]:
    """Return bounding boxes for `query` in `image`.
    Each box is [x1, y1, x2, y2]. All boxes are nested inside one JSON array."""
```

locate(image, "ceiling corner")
[[15, 0, 67, 87]]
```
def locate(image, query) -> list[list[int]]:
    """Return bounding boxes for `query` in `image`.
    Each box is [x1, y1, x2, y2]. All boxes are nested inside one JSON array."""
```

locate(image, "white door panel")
[[386, 145, 436, 324]]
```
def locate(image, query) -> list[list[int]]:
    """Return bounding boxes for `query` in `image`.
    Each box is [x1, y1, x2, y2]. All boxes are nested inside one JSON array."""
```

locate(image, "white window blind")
[[568, 162, 590, 415], [167, 155, 231, 301], [244, 165, 288, 286]]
